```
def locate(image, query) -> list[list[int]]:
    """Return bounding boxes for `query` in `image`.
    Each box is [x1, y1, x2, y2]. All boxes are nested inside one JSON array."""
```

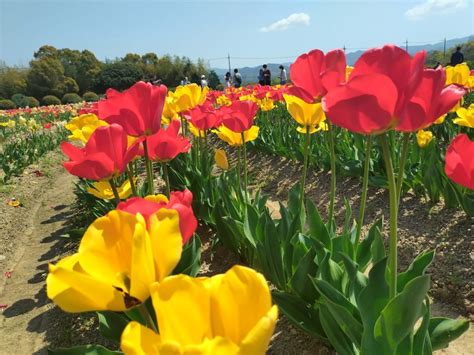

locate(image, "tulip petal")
[[121, 321, 161, 355], [240, 305, 278, 354], [445, 134, 474, 190]]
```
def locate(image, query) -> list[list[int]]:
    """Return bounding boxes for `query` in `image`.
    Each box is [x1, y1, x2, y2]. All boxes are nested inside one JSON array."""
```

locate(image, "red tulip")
[[146, 120, 191, 162], [117, 190, 198, 243], [98, 81, 167, 137], [221, 100, 258, 133], [323, 45, 466, 134], [183, 104, 219, 131], [288, 49, 346, 103], [43, 123, 52, 129], [445, 134, 474, 190], [61, 124, 141, 180]]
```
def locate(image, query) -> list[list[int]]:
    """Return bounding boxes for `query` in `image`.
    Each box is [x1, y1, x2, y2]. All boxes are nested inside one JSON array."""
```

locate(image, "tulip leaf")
[[356, 218, 383, 270], [316, 252, 344, 292], [289, 248, 318, 303], [339, 253, 368, 299], [397, 250, 434, 292], [272, 290, 327, 341], [47, 345, 121, 355], [413, 298, 432, 355], [319, 303, 356, 355], [374, 275, 430, 350], [97, 311, 129, 342], [173, 235, 201, 276], [428, 317, 470, 351], [306, 200, 332, 251]]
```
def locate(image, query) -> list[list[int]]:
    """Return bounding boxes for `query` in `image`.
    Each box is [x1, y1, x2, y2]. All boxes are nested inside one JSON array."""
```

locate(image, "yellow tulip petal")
[[296, 125, 318, 134], [283, 94, 325, 128], [148, 209, 182, 281], [214, 149, 229, 170], [46, 254, 125, 312], [144, 194, 169, 204], [151, 276, 212, 346], [209, 265, 273, 344], [239, 305, 278, 354], [121, 321, 161, 355], [416, 130, 433, 148]]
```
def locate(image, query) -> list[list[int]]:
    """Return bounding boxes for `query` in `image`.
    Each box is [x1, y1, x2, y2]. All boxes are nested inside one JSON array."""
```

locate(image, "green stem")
[[237, 146, 242, 189], [396, 133, 410, 205], [143, 139, 154, 195], [138, 303, 158, 333], [355, 135, 373, 250], [204, 131, 209, 177], [240, 133, 248, 193], [327, 122, 337, 223], [109, 178, 120, 205], [380, 134, 398, 299], [126, 164, 137, 196], [162, 163, 171, 197], [300, 127, 311, 212]]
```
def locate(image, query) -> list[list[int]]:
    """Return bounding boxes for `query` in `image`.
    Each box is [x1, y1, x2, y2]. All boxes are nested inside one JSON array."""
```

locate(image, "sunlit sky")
[[1, 0, 473, 68]]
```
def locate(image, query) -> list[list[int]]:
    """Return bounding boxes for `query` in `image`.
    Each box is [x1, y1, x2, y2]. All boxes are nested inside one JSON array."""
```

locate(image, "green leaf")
[[339, 253, 368, 299], [272, 291, 327, 341], [97, 311, 129, 342], [428, 317, 470, 351], [172, 235, 201, 276], [397, 250, 434, 292], [312, 279, 360, 319], [289, 248, 318, 303], [356, 218, 383, 270], [307, 200, 332, 251], [47, 345, 121, 355], [319, 304, 356, 355], [374, 275, 430, 350], [413, 298, 431, 355], [317, 252, 344, 292], [357, 257, 390, 354]]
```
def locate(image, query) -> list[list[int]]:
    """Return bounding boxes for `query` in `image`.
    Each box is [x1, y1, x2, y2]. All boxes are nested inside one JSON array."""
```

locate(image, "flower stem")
[[396, 133, 410, 206], [327, 122, 337, 224], [300, 127, 311, 213], [380, 134, 398, 299], [143, 139, 154, 195], [127, 164, 137, 196], [355, 135, 373, 251], [109, 178, 120, 205], [162, 163, 171, 197], [240, 132, 248, 204], [237, 146, 242, 190]]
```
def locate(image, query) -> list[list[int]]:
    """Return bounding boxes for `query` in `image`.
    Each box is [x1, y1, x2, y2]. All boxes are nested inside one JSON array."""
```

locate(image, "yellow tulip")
[[216, 95, 232, 107], [445, 63, 470, 87], [87, 179, 134, 200], [258, 97, 275, 112], [174, 84, 208, 113], [239, 94, 258, 103], [434, 114, 446, 125], [19, 116, 27, 126], [214, 149, 229, 170], [453, 104, 474, 128], [188, 121, 205, 138], [283, 94, 326, 134], [46, 209, 182, 312], [66, 114, 108, 143], [214, 125, 259, 146], [120, 265, 278, 355], [162, 93, 179, 125], [345, 65, 354, 81], [416, 130, 433, 148]]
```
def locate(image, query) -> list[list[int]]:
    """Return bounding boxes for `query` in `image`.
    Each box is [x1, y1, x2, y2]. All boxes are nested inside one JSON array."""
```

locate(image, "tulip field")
[[1, 45, 474, 354]]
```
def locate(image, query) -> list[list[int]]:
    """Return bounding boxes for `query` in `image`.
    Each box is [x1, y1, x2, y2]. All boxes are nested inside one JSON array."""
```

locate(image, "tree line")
[[0, 45, 221, 108]]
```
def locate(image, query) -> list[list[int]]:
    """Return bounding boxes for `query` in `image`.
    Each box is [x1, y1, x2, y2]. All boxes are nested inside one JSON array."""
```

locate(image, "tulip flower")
[[221, 100, 258, 133], [214, 125, 259, 146], [445, 63, 471, 87], [416, 130, 433, 148], [117, 190, 198, 244], [453, 104, 474, 128], [183, 104, 219, 132], [214, 148, 229, 170], [434, 114, 447, 125], [216, 94, 232, 106], [146, 120, 191, 162], [257, 97, 275, 112], [288, 49, 346, 103], [65, 113, 108, 144], [61, 124, 141, 181], [161, 92, 179, 125], [46, 209, 182, 312], [174, 83, 208, 113], [323, 45, 466, 134], [445, 134, 474, 190], [87, 179, 134, 200], [283, 94, 327, 134], [120, 265, 278, 355], [98, 81, 167, 137]]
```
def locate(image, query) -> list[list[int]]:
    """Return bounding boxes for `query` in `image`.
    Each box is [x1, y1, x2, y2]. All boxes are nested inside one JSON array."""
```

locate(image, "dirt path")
[[0, 162, 76, 354]]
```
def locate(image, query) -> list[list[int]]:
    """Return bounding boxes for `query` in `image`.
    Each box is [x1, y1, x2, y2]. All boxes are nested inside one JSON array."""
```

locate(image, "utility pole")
[[443, 38, 447, 62], [227, 53, 232, 74], [343, 45, 346, 53], [405, 39, 408, 52]]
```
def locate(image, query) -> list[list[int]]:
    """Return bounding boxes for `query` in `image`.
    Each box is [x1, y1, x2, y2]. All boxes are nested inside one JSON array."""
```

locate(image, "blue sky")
[[1, 0, 473, 68]]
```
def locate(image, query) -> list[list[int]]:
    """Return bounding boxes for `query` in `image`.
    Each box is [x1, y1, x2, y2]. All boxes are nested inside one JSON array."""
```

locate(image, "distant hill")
[[212, 35, 473, 84]]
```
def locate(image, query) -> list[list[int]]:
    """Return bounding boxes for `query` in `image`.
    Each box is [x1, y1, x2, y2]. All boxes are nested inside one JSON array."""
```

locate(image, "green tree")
[[52, 76, 79, 97], [96, 61, 143, 91], [0, 68, 28, 98], [27, 57, 64, 99], [208, 70, 220, 89], [33, 45, 59, 59]]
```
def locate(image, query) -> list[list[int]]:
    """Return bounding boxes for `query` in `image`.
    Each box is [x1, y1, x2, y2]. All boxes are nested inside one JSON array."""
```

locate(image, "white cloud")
[[260, 13, 310, 32], [405, 0, 467, 20]]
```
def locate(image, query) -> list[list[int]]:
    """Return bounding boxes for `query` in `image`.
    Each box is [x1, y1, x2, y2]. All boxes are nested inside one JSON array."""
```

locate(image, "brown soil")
[[0, 146, 471, 354]]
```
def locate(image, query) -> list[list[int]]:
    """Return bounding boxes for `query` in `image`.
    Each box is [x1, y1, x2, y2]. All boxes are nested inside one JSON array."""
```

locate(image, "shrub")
[[0, 99, 17, 110], [62, 93, 83, 104], [96, 62, 143, 91], [82, 91, 99, 102], [24, 96, 40, 108], [42, 95, 61, 106], [11, 93, 26, 107]]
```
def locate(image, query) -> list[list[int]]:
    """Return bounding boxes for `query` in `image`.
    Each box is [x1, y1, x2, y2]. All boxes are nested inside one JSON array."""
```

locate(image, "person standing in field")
[[450, 46, 464, 66], [224, 72, 232, 88], [258, 68, 265, 85], [279, 65, 287, 85], [200, 75, 208, 88], [233, 69, 242, 88], [262, 64, 271, 85]]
